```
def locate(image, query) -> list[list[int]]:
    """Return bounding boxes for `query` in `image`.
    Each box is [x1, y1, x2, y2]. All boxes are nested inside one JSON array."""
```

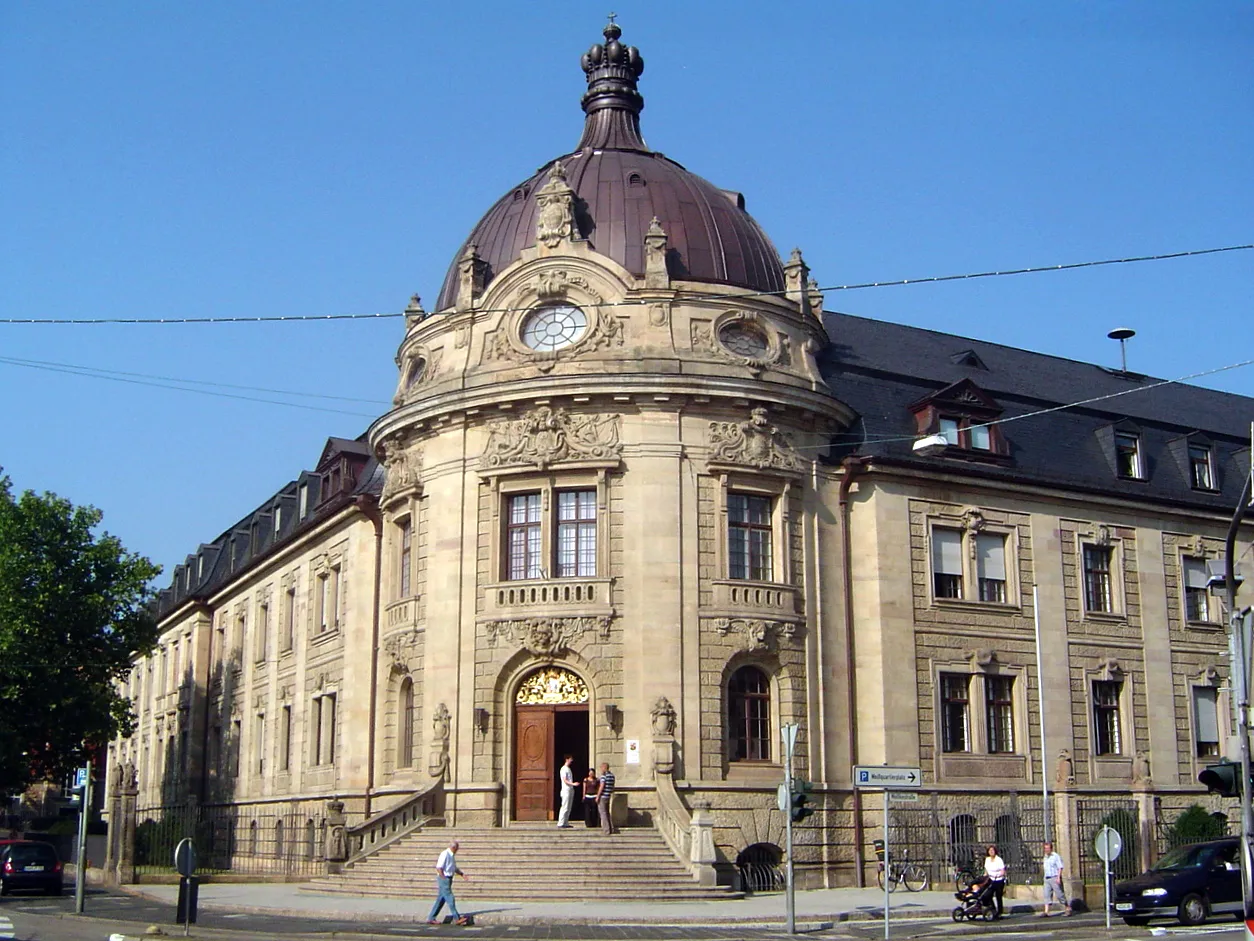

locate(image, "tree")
[[0, 472, 159, 796]]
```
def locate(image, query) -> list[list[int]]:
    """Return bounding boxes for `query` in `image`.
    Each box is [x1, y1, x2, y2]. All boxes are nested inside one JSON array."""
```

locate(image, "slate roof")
[[820, 311, 1253, 512]]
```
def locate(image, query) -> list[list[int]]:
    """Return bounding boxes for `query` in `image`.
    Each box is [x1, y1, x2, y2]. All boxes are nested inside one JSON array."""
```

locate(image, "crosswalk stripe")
[[0, 914, 15, 940]]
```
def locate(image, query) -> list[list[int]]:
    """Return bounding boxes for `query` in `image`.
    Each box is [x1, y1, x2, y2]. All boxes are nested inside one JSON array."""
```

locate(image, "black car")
[[1113, 838, 1241, 926], [0, 840, 64, 896]]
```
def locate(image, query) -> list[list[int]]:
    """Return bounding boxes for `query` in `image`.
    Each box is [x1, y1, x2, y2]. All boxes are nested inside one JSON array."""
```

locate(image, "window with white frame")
[[1092, 679, 1123, 755], [311, 693, 337, 766], [1192, 686, 1220, 758], [506, 493, 542, 579], [556, 490, 597, 577], [940, 673, 971, 753], [1115, 432, 1142, 479], [255, 601, 269, 663], [932, 528, 964, 599], [1188, 444, 1215, 490], [931, 524, 1015, 605], [728, 493, 773, 581], [1182, 556, 1213, 623], [315, 564, 341, 633], [501, 485, 599, 581], [282, 585, 296, 652], [976, 533, 1008, 603], [1083, 545, 1114, 614]]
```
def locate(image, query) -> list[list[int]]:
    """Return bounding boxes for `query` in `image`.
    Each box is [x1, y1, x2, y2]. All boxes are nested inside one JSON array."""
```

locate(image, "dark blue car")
[[1113, 838, 1241, 926]]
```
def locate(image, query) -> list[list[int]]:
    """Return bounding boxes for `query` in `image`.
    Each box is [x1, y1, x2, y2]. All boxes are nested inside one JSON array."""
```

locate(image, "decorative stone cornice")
[[481, 406, 622, 471], [485, 616, 612, 656], [708, 407, 803, 472]]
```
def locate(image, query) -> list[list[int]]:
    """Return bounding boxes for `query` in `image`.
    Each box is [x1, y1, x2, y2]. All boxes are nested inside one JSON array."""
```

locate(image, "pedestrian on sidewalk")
[[582, 767, 600, 828], [427, 840, 470, 926], [596, 761, 616, 836], [556, 754, 575, 828], [983, 844, 1006, 919], [1039, 840, 1071, 917]]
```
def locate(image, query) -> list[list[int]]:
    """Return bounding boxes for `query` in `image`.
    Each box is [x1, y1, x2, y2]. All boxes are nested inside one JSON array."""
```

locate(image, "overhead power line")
[[0, 244, 1248, 325]]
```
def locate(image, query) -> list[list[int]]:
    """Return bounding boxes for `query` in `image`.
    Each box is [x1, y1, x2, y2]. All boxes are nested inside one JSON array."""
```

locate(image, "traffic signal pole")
[[1224, 471, 1253, 927], [782, 723, 797, 935]]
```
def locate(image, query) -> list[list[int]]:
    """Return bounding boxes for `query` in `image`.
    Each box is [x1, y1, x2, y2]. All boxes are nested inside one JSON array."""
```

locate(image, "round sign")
[[1094, 825, 1123, 863], [174, 837, 197, 877], [777, 783, 790, 813]]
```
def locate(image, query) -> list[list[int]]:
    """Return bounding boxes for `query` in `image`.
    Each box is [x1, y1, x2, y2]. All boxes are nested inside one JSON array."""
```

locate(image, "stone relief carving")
[[650, 696, 677, 737], [708, 407, 803, 471], [711, 617, 797, 651], [325, 799, 348, 862], [776, 333, 792, 366], [967, 648, 998, 669], [485, 616, 612, 656], [394, 348, 442, 406], [649, 304, 669, 327], [384, 628, 422, 675], [482, 406, 621, 470], [690, 321, 715, 353], [379, 439, 422, 502], [429, 702, 451, 781], [532, 269, 602, 303], [454, 323, 471, 349], [1132, 753, 1152, 788], [1054, 749, 1075, 789], [535, 161, 577, 248]]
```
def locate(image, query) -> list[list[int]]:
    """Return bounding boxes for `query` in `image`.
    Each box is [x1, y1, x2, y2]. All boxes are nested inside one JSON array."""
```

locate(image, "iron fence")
[[1076, 798, 1140, 883], [135, 803, 340, 878], [1154, 809, 1232, 858]]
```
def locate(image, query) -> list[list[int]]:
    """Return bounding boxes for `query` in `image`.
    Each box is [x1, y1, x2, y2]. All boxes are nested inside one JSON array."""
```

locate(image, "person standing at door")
[[556, 754, 575, 828], [427, 840, 470, 926], [582, 767, 600, 827], [596, 761, 616, 836]]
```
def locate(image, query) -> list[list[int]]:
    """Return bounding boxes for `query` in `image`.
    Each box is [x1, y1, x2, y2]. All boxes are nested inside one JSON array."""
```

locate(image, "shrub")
[[1169, 805, 1226, 846]]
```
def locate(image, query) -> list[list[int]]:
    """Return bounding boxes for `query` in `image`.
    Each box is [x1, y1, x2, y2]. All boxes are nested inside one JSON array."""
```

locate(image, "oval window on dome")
[[521, 304, 588, 351], [719, 321, 769, 358]]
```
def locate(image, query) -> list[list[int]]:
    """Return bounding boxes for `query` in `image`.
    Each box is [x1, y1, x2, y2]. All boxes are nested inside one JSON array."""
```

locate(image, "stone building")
[[111, 22, 1252, 894]]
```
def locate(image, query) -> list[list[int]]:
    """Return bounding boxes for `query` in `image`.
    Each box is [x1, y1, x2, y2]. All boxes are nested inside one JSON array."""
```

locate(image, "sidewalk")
[[124, 882, 1020, 926]]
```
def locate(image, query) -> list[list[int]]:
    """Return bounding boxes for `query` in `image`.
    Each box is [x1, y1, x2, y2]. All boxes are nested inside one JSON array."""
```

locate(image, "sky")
[[2, 1, 1251, 583]]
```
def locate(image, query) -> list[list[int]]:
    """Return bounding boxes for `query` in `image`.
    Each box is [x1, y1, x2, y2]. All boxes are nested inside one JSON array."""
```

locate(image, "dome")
[[434, 23, 785, 311]]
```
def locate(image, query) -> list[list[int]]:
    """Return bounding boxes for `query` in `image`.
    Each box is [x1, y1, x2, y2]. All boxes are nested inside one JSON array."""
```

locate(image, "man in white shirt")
[[427, 840, 470, 925], [1040, 841, 1070, 917], [557, 754, 575, 828]]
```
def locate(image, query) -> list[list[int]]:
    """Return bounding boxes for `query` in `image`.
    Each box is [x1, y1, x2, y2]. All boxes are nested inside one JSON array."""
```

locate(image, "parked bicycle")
[[952, 863, 978, 893], [873, 839, 931, 892]]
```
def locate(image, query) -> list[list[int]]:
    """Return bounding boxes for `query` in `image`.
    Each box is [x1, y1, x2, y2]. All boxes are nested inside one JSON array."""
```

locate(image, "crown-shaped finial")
[[576, 20, 647, 152]]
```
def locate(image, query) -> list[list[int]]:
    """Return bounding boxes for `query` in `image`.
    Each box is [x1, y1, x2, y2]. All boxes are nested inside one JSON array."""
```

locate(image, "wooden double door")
[[514, 704, 590, 821]]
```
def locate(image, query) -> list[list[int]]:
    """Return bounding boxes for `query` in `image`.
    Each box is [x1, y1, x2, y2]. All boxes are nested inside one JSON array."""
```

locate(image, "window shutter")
[[1194, 687, 1219, 742], [1184, 558, 1209, 590], [977, 534, 1007, 581], [932, 529, 963, 575]]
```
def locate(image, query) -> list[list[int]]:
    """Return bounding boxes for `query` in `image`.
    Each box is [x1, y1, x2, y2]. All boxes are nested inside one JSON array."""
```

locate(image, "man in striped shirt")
[[596, 762, 616, 836]]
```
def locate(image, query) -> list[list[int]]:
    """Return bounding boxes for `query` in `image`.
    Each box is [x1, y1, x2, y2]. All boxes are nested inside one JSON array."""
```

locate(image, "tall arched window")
[[399, 677, 415, 768], [728, 665, 772, 761]]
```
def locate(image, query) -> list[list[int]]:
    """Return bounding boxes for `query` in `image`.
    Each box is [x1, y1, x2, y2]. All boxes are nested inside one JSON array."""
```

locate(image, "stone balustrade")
[[483, 577, 615, 620]]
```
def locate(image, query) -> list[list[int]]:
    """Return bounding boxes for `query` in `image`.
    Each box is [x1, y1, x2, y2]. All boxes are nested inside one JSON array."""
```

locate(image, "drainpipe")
[[355, 493, 384, 818], [838, 456, 868, 887]]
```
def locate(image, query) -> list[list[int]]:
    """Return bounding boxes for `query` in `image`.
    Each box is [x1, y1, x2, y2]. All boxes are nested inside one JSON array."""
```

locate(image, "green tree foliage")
[[1169, 804, 1227, 847], [0, 472, 159, 795]]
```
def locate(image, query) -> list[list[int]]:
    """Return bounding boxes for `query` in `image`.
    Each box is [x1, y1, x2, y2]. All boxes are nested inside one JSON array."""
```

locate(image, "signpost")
[[1094, 825, 1123, 931], [174, 837, 198, 936], [854, 766, 922, 940], [73, 759, 91, 915], [781, 723, 799, 935]]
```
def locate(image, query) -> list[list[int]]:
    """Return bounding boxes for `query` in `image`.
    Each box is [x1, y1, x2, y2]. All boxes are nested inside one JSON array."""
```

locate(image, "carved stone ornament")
[[1095, 657, 1123, 680], [482, 406, 621, 470], [650, 696, 677, 738], [711, 617, 797, 652], [1187, 535, 1208, 558], [690, 321, 715, 353], [533, 269, 602, 303], [123, 761, 138, 793], [384, 628, 422, 675], [515, 667, 589, 705], [1132, 753, 1152, 789], [1092, 524, 1115, 548], [379, 439, 422, 502], [1054, 749, 1075, 789], [487, 616, 611, 656], [1199, 664, 1222, 686], [535, 161, 577, 249], [404, 294, 426, 329], [649, 303, 669, 327], [428, 702, 451, 781], [393, 348, 442, 406], [967, 648, 998, 669], [708, 407, 803, 471]]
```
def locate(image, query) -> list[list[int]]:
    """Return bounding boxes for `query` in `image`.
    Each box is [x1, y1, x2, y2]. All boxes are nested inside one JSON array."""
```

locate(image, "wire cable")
[[0, 244, 1248, 325]]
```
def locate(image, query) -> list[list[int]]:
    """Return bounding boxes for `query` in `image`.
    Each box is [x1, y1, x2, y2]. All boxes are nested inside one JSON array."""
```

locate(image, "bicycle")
[[951, 863, 978, 893], [872, 839, 931, 892]]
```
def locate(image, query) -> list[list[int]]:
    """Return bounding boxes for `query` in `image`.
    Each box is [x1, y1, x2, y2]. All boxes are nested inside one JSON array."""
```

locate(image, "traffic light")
[[790, 780, 815, 823], [1199, 761, 1245, 798]]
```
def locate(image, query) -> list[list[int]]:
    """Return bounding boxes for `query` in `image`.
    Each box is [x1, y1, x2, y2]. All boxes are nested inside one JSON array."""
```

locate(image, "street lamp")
[[911, 434, 949, 456]]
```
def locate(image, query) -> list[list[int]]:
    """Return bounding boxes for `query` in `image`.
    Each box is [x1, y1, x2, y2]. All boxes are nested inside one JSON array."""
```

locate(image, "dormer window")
[[1115, 432, 1142, 479], [299, 483, 308, 517], [938, 416, 993, 451], [909, 379, 1007, 460], [1188, 444, 1214, 490], [274, 507, 283, 534]]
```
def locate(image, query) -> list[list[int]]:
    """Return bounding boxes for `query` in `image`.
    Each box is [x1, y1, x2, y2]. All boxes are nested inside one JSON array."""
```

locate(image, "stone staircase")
[[304, 823, 741, 900]]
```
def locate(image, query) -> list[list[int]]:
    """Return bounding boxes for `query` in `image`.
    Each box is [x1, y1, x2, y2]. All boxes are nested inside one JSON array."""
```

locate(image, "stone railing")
[[385, 597, 419, 630], [712, 580, 799, 616], [651, 737, 717, 887], [344, 777, 444, 867], [483, 577, 615, 619]]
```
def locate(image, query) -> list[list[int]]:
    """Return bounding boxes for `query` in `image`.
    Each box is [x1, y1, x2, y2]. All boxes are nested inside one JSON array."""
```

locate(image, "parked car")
[[0, 840, 64, 896], [1113, 837, 1241, 926]]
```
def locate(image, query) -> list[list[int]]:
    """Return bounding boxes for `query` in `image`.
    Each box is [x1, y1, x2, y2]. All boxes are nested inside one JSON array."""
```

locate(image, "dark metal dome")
[[434, 22, 785, 311]]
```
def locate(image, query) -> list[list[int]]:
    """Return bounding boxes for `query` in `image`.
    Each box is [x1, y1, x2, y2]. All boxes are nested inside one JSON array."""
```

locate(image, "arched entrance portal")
[[513, 667, 590, 821]]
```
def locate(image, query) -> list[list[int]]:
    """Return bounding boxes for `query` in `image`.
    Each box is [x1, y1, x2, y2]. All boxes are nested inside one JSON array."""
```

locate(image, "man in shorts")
[[1040, 840, 1070, 916]]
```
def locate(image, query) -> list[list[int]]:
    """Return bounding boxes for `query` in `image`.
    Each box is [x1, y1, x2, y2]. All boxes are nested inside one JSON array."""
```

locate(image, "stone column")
[[324, 800, 349, 874], [115, 761, 138, 884], [104, 761, 123, 884], [689, 800, 717, 887]]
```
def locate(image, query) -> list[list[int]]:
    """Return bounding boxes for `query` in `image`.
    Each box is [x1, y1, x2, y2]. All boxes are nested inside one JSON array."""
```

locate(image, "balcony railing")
[[482, 577, 615, 620], [711, 579, 800, 617]]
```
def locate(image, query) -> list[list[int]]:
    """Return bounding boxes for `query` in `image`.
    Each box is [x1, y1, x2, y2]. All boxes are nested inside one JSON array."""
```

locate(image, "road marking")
[[0, 914, 14, 940]]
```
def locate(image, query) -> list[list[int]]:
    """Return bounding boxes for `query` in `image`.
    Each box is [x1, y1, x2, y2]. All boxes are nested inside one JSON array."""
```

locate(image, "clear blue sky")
[[2, 2, 1251, 581]]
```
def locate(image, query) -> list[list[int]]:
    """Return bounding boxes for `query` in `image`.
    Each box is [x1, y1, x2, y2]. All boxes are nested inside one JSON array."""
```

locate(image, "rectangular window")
[[976, 533, 1007, 603], [255, 712, 265, 775], [235, 612, 246, 659], [969, 422, 991, 451], [316, 574, 329, 633], [1092, 680, 1123, 756], [230, 718, 242, 777], [932, 528, 964, 599], [329, 565, 341, 629], [1193, 686, 1220, 758], [1115, 432, 1141, 479], [323, 694, 337, 764], [1083, 545, 1113, 613], [312, 698, 323, 765], [283, 587, 296, 651], [398, 519, 413, 597], [556, 489, 597, 577], [1189, 444, 1214, 490], [279, 705, 292, 772], [255, 603, 269, 663], [728, 493, 773, 581], [1183, 556, 1212, 622], [985, 676, 1015, 754], [299, 483, 308, 518], [938, 417, 960, 445], [274, 507, 282, 534], [940, 673, 970, 753], [506, 493, 543, 580]]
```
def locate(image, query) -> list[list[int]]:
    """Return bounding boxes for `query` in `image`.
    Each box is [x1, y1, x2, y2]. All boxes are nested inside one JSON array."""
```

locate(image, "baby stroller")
[[953, 875, 997, 922]]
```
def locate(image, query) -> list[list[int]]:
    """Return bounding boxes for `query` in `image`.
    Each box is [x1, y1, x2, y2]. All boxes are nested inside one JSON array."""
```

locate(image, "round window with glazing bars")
[[718, 321, 769, 358], [521, 305, 588, 351]]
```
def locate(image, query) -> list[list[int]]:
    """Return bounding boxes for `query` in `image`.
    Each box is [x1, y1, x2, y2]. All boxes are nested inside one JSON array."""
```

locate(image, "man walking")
[[596, 761, 616, 836], [1040, 840, 1070, 917], [428, 840, 470, 926], [556, 754, 575, 828]]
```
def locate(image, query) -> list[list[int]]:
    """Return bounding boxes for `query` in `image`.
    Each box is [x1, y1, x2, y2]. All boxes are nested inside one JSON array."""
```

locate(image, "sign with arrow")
[[853, 765, 922, 788]]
